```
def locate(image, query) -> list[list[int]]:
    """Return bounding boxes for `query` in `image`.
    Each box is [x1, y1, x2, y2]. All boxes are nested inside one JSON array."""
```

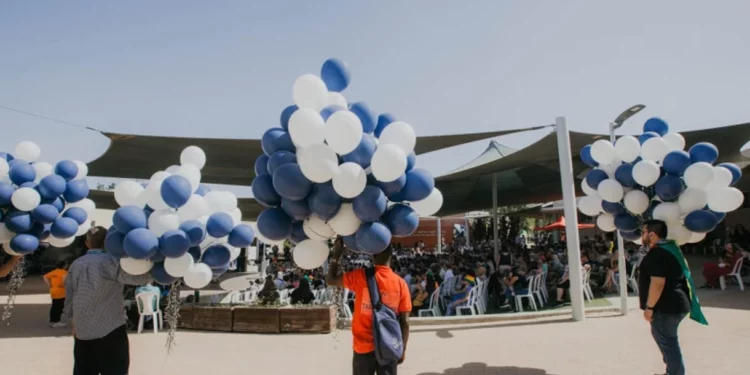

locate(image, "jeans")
[[650, 313, 686, 375]]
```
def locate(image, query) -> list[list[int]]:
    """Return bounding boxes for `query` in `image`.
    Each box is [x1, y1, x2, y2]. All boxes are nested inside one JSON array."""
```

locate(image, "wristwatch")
[[645, 306, 654, 310]]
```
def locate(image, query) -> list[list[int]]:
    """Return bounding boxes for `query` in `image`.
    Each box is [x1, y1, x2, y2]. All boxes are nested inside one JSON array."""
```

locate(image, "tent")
[[535, 216, 594, 231]]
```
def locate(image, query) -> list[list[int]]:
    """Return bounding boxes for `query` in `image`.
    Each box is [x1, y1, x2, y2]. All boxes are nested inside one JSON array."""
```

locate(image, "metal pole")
[[436, 217, 442, 253], [464, 213, 470, 247], [492, 174, 499, 261], [555, 117, 585, 321], [610, 122, 629, 315]]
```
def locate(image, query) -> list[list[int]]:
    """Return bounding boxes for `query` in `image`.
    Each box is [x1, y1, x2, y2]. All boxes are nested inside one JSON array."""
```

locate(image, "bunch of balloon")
[[109, 146, 254, 289], [253, 58, 443, 270], [578, 117, 744, 245]]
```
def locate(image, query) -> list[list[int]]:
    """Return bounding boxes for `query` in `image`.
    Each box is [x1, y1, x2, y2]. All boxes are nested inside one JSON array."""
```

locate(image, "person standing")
[[43, 261, 69, 328], [639, 220, 706, 375], [327, 238, 411, 375], [65, 226, 153, 375]]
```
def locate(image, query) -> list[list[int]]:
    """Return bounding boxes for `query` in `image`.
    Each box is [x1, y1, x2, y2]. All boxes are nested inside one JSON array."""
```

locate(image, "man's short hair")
[[373, 245, 393, 264], [87, 226, 107, 249], [644, 220, 668, 239]]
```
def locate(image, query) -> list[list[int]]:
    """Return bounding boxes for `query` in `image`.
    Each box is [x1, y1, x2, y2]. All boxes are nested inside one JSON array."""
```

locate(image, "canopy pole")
[[555, 117, 585, 322], [492, 173, 499, 262], [610, 122, 629, 315], [464, 214, 470, 248], [436, 217, 442, 253]]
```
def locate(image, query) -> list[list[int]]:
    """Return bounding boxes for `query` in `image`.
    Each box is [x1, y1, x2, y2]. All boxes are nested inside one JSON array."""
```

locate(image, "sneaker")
[[48, 322, 55, 327], [51, 322, 67, 328]]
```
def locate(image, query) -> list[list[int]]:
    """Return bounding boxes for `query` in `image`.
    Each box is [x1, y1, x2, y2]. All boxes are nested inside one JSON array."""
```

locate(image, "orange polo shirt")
[[343, 266, 411, 354], [44, 269, 68, 299]]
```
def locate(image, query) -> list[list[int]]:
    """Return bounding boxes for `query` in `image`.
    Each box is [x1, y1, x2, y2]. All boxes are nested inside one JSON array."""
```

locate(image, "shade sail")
[[535, 216, 594, 231]]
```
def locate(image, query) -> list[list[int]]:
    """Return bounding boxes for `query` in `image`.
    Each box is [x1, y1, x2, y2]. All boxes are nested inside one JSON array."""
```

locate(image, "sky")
[[2, 1, 750, 196]]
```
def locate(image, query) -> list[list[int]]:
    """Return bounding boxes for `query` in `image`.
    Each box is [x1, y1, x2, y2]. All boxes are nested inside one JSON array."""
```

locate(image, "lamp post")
[[609, 104, 645, 316]]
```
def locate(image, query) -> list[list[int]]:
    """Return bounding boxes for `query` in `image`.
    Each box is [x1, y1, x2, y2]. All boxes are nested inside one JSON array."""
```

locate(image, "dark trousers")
[[74, 325, 130, 375], [50, 298, 65, 323], [353, 351, 397, 375], [650, 313, 686, 375]]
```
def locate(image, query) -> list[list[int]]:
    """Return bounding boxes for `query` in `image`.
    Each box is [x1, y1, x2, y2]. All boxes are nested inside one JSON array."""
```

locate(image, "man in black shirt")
[[639, 220, 690, 375]]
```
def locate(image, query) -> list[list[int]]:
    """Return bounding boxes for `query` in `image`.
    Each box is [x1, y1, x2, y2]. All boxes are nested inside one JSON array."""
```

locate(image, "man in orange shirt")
[[44, 261, 68, 328], [327, 238, 411, 375]]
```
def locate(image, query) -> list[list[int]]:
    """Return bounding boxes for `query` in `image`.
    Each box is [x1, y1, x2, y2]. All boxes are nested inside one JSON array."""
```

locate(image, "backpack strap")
[[365, 267, 381, 308]]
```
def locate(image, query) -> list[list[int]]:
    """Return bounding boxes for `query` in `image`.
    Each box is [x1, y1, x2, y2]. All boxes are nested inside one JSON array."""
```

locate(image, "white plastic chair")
[[135, 292, 162, 334], [418, 290, 440, 317], [456, 287, 479, 316], [720, 257, 745, 291], [515, 275, 539, 312], [539, 268, 549, 303], [279, 289, 292, 304], [582, 267, 594, 302], [628, 265, 639, 295], [532, 274, 545, 308]]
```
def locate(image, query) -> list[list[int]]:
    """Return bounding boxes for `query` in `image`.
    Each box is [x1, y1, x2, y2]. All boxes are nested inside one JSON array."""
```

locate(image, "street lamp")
[[609, 104, 645, 316]]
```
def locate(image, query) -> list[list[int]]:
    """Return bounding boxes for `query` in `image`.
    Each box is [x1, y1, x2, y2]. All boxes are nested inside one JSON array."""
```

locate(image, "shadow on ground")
[[418, 362, 554, 375], [0, 303, 72, 339]]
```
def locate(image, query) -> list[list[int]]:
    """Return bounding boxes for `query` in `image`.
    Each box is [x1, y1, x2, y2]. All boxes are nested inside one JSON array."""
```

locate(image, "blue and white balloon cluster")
[[253, 58, 443, 270], [109, 146, 255, 289], [0, 141, 93, 254], [578, 118, 744, 244]]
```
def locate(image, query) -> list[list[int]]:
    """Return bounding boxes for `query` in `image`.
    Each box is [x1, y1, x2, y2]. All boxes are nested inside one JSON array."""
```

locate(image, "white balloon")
[[114, 181, 144, 207], [599, 158, 622, 178], [590, 139, 616, 165], [293, 240, 330, 270], [120, 257, 153, 276], [632, 160, 661, 187], [410, 189, 443, 217], [623, 190, 650, 214], [227, 245, 241, 262], [47, 235, 75, 248], [229, 207, 242, 226], [332, 162, 367, 199], [32, 162, 54, 182], [292, 74, 328, 110], [73, 161, 88, 180], [184, 263, 213, 289], [688, 231, 706, 244], [683, 162, 715, 189], [166, 165, 181, 174], [328, 203, 361, 236], [326, 92, 348, 108], [707, 187, 744, 213], [289, 108, 326, 148], [144, 181, 170, 211], [298, 143, 339, 183], [165, 253, 195, 278], [14, 141, 41, 162], [0, 225, 14, 241], [254, 230, 285, 246], [614, 136, 641, 163], [177, 194, 210, 222], [596, 214, 616, 232], [148, 209, 181, 236], [221, 192, 239, 212], [578, 196, 603, 217], [662, 132, 685, 151], [378, 121, 417, 154], [176, 164, 201, 193], [678, 188, 708, 213], [11, 187, 41, 211], [76, 220, 92, 236], [4, 243, 22, 256], [667, 224, 692, 245], [0, 159, 8, 179], [303, 215, 335, 241], [640, 137, 669, 163], [325, 110, 363, 155], [705, 166, 733, 190], [180, 146, 207, 170], [150, 171, 171, 183], [653, 202, 681, 223], [597, 179, 624, 203], [371, 144, 407, 183], [581, 179, 599, 198]]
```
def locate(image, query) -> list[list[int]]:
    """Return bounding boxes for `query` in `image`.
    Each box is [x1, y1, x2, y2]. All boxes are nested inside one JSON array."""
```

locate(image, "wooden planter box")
[[177, 304, 337, 334], [190, 305, 234, 332], [178, 305, 195, 329], [279, 305, 336, 334], [233, 306, 280, 333]]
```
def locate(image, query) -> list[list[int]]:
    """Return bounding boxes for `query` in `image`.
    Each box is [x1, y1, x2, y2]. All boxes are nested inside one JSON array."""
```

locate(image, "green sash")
[[659, 240, 708, 326]]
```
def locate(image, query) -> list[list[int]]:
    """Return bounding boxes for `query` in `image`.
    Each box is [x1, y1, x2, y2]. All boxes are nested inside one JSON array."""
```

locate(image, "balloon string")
[[2, 257, 27, 326], [164, 281, 181, 354]]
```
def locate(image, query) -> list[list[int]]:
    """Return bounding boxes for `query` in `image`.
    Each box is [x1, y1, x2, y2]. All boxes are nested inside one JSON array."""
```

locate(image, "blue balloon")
[[251, 175, 281, 208], [10, 234, 39, 255], [63, 180, 89, 203], [621, 230, 642, 242], [273, 163, 312, 201], [394, 169, 434, 202], [342, 134, 377, 169], [39, 223, 51, 241], [643, 117, 669, 136], [281, 197, 311, 221], [123, 228, 159, 259], [195, 184, 211, 197], [374, 113, 396, 138], [47, 196, 65, 212], [206, 212, 234, 238], [289, 221, 308, 244], [684, 210, 719, 233], [212, 263, 230, 277], [353, 186, 387, 223], [662, 151, 691, 176], [614, 213, 639, 232], [718, 163, 742, 186], [0, 182, 15, 206], [51, 217, 78, 239], [159, 229, 190, 258], [406, 152, 417, 172], [654, 175, 684, 202], [26, 221, 45, 237], [179, 220, 206, 246], [160, 175, 192, 208], [710, 210, 726, 223], [688, 142, 718, 164], [31, 204, 59, 224], [38, 175, 67, 199], [376, 175, 406, 199], [321, 105, 345, 121], [585, 169, 609, 190], [280, 104, 298, 130], [151, 251, 166, 263], [349, 102, 376, 133], [113, 206, 148, 234], [267, 151, 297, 176], [104, 229, 127, 258], [355, 222, 392, 255], [228, 224, 255, 247], [0, 152, 14, 161], [254, 155, 270, 177], [320, 58, 351, 92], [614, 164, 637, 188], [382, 204, 419, 237], [63, 207, 88, 225], [580, 145, 598, 167], [5, 211, 33, 233], [9, 163, 35, 185], [307, 182, 342, 220], [261, 128, 295, 155], [20, 182, 36, 189], [601, 201, 625, 215], [256, 208, 292, 241], [342, 234, 359, 251], [187, 246, 201, 261], [202, 244, 231, 268], [151, 262, 177, 285], [55, 160, 78, 181], [638, 132, 659, 145]]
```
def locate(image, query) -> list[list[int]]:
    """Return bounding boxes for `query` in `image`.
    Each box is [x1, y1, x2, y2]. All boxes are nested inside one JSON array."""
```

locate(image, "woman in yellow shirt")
[[43, 261, 68, 328]]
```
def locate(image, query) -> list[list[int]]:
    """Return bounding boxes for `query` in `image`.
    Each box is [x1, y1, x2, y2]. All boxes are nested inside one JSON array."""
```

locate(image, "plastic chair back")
[[136, 292, 159, 315]]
